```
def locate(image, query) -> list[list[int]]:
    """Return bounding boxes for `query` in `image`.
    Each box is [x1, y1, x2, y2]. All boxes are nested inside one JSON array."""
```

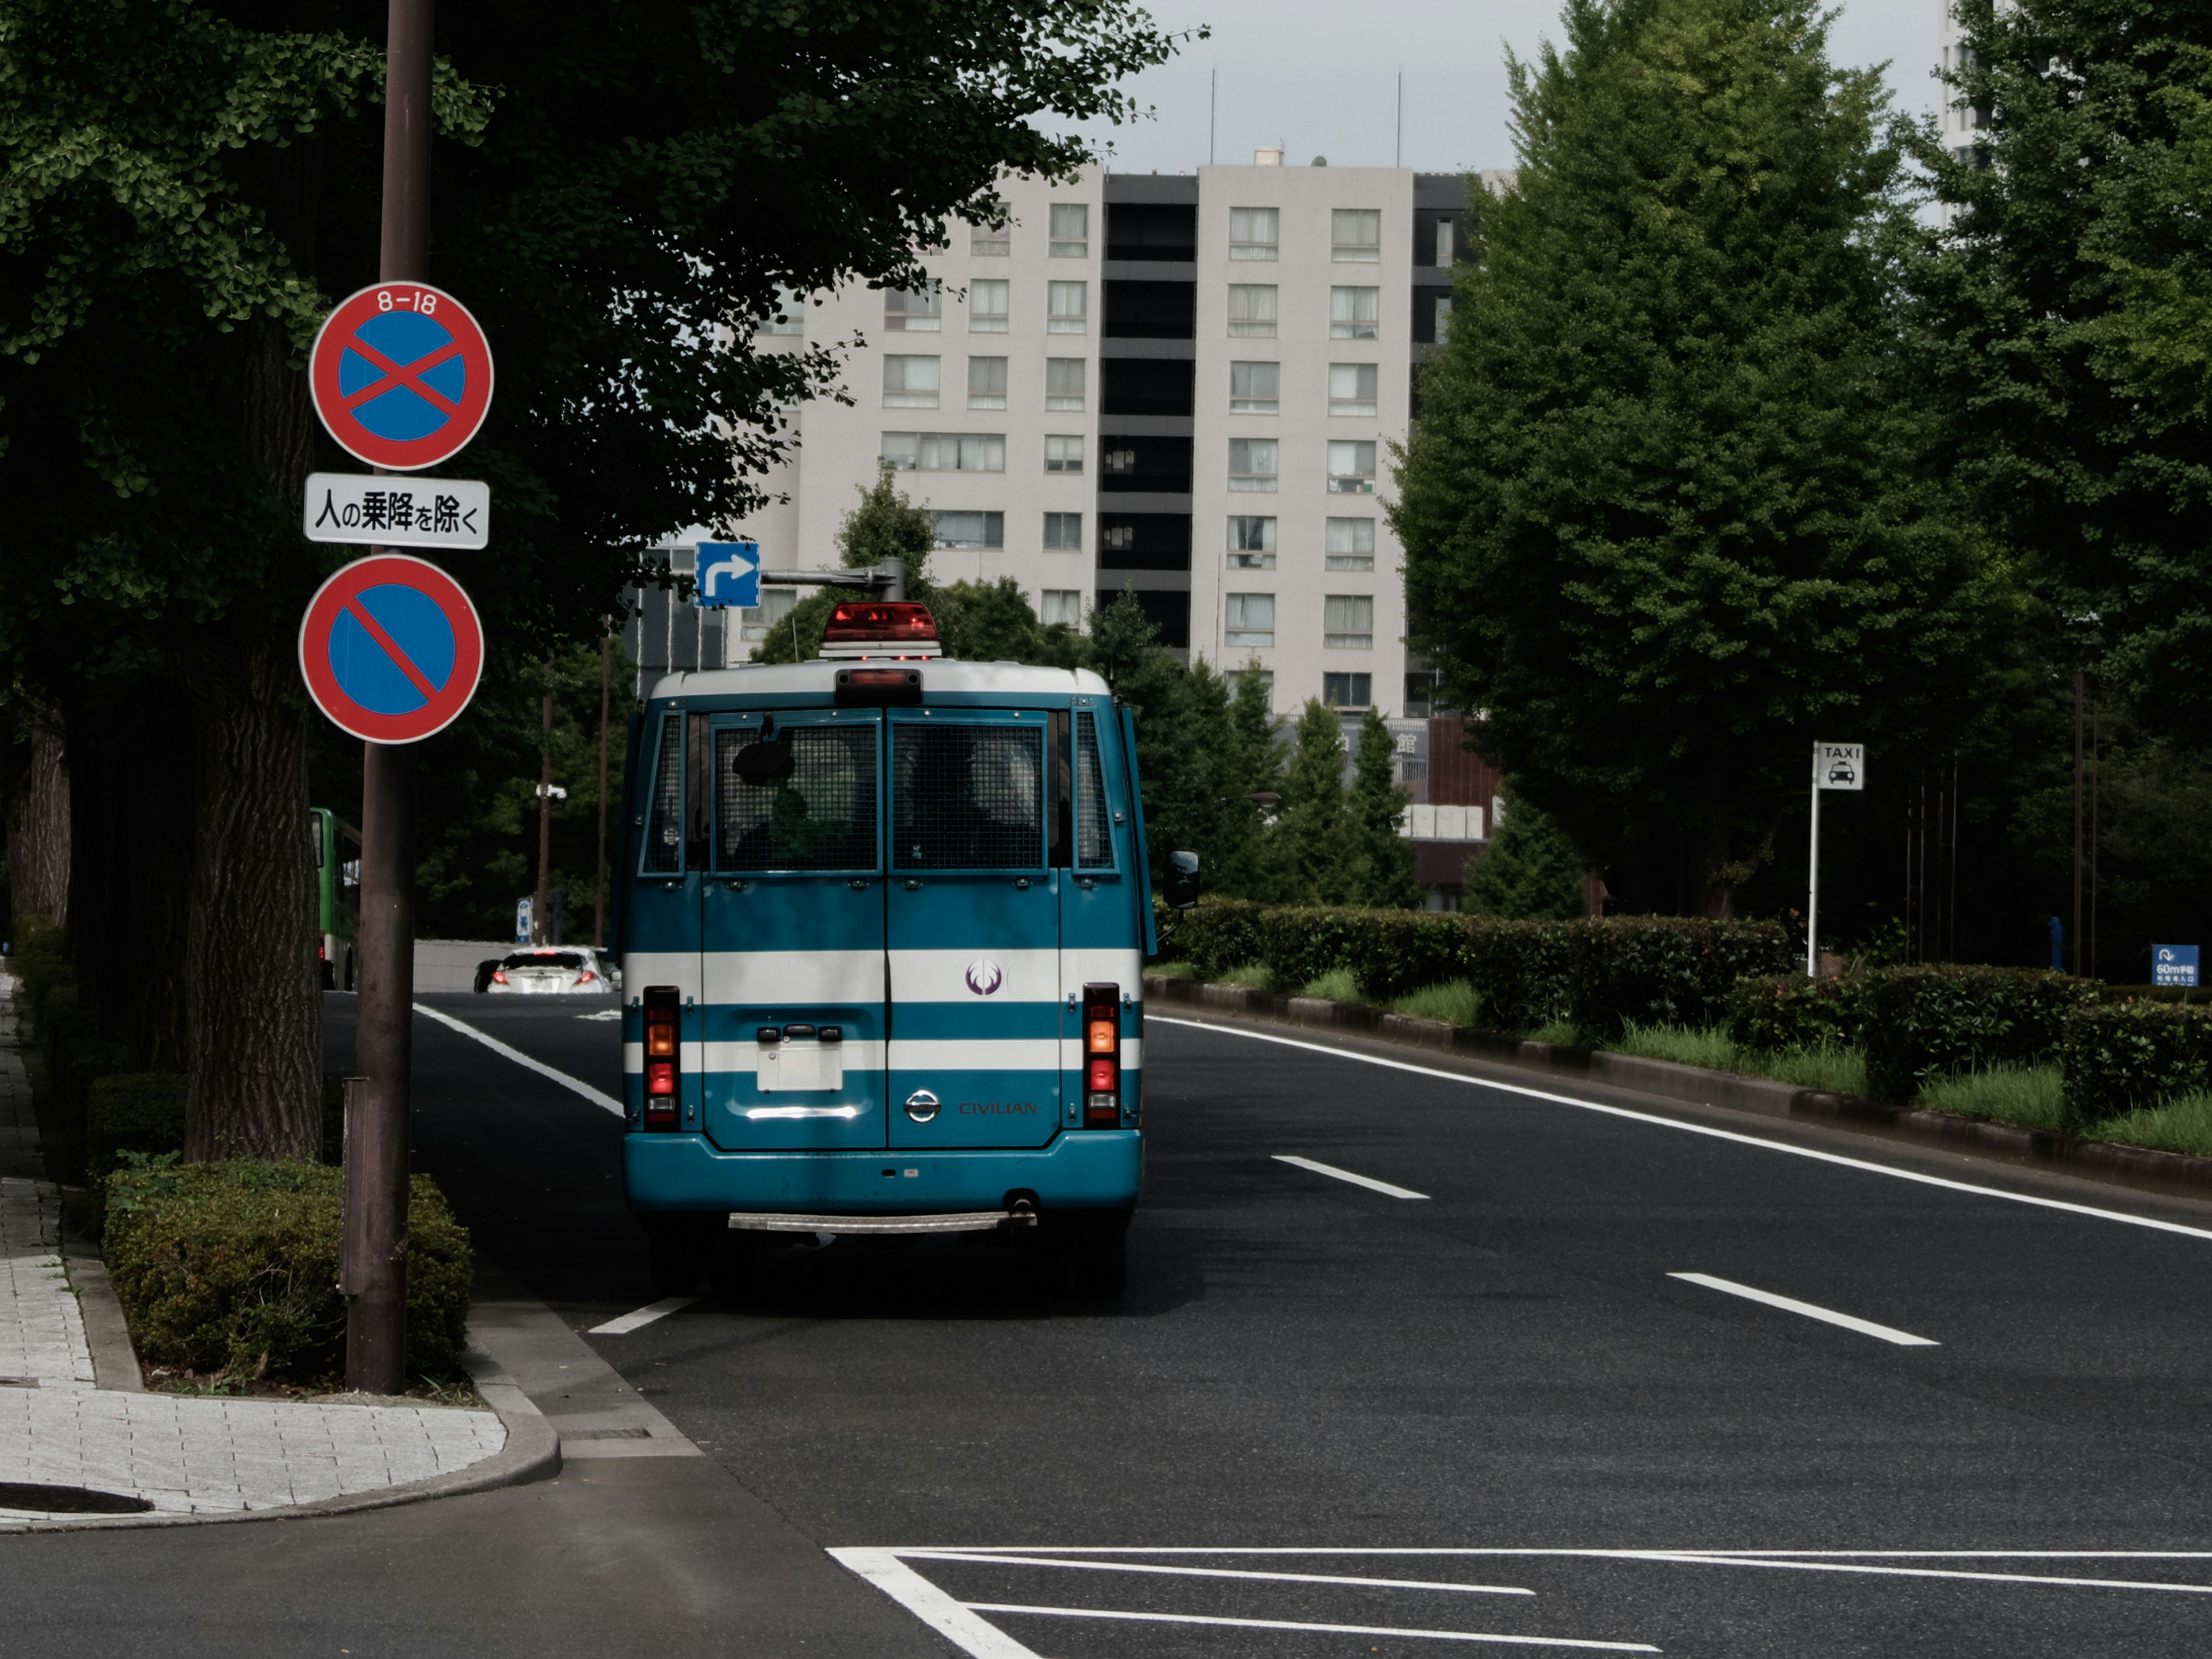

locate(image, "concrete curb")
[[1147, 974, 2212, 1203]]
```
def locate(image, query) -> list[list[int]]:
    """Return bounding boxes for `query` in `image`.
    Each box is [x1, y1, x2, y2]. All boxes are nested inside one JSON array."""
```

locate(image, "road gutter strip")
[[1148, 975, 2212, 1206]]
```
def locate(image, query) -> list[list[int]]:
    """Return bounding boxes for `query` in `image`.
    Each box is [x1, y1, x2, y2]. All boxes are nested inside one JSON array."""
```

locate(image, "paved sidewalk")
[[0, 972, 509, 1525]]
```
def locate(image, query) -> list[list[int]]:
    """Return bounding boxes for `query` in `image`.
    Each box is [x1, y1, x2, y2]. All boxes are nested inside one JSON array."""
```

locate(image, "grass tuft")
[[1610, 1021, 1866, 1096], [1215, 962, 1274, 991], [2089, 1090, 2212, 1160], [1527, 1020, 1583, 1047], [1613, 1021, 1737, 1070], [1300, 967, 1362, 1002], [1759, 1046, 1869, 1097], [1145, 959, 1198, 979], [1918, 1065, 2066, 1132], [1391, 980, 1481, 1028]]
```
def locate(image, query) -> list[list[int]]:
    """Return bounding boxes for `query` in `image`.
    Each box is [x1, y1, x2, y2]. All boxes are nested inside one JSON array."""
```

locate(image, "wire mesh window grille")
[[892, 724, 1044, 870], [1074, 713, 1113, 869], [643, 714, 684, 872], [715, 726, 878, 871]]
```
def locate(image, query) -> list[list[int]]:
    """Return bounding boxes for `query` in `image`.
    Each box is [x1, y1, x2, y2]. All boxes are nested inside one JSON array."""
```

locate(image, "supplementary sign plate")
[[1814, 741, 1865, 791], [2154, 945, 2200, 987], [304, 472, 489, 550], [299, 554, 484, 744], [309, 283, 495, 472]]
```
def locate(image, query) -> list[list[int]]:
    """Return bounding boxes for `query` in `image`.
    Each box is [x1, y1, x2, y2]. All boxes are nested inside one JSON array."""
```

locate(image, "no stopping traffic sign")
[[300, 555, 484, 744], [309, 282, 494, 472]]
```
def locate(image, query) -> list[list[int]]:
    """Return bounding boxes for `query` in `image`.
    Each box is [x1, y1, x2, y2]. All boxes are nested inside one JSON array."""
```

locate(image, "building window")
[[1050, 203, 1090, 257], [1228, 284, 1278, 338], [1435, 296, 1453, 343], [1101, 522, 1135, 551], [1327, 440, 1377, 493], [969, 209, 1010, 257], [1324, 593, 1374, 649], [969, 279, 1009, 334], [1046, 358, 1086, 411], [1331, 208, 1381, 262], [1323, 671, 1373, 708], [881, 432, 1006, 472], [1435, 219, 1455, 266], [1048, 281, 1088, 334], [756, 285, 805, 335], [1328, 362, 1378, 416], [1230, 206, 1279, 260], [1229, 360, 1279, 414], [1044, 512, 1084, 551], [1330, 286, 1380, 339], [1046, 434, 1085, 474], [1325, 517, 1376, 570], [934, 510, 1005, 550], [1228, 516, 1277, 570], [739, 585, 798, 642], [1229, 437, 1278, 493], [1225, 592, 1276, 649], [1226, 666, 1275, 707], [885, 285, 941, 332], [967, 357, 1008, 410], [883, 355, 941, 408], [1041, 589, 1084, 628]]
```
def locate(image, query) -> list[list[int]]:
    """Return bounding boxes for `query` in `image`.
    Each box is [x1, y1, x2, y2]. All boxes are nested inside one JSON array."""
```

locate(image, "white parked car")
[[483, 950, 605, 994]]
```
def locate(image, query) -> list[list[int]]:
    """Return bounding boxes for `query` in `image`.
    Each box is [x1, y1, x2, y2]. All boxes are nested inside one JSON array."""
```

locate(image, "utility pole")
[[595, 631, 611, 948], [2072, 669, 2084, 978], [535, 666, 554, 945], [348, 0, 434, 1395]]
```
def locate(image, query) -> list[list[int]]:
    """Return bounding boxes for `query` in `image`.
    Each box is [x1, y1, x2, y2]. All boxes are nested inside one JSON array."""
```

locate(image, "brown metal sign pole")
[[347, 0, 435, 1395]]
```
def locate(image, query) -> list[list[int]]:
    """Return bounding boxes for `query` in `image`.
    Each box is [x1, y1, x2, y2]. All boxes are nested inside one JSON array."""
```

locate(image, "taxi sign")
[[299, 554, 484, 744], [309, 283, 494, 472], [1814, 741, 1865, 791]]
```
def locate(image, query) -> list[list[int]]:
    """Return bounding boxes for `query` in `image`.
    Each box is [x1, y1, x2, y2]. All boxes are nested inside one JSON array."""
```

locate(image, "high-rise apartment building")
[[706, 157, 1474, 721]]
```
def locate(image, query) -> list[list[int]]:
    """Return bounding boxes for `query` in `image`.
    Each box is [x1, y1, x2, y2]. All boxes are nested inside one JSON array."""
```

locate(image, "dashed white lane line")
[[588, 1296, 699, 1336], [899, 1549, 1532, 1595], [1155, 1016, 2212, 1245], [1274, 1153, 1430, 1200], [413, 1002, 625, 1115], [963, 1603, 1660, 1650], [1667, 1272, 1938, 1347]]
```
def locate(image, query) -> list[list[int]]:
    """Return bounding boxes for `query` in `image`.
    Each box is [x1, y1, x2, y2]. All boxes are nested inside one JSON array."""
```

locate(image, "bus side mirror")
[[1166, 850, 1200, 910]]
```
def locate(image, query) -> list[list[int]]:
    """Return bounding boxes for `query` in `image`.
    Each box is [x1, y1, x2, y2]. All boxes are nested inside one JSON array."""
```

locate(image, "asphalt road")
[[13, 991, 2212, 1657]]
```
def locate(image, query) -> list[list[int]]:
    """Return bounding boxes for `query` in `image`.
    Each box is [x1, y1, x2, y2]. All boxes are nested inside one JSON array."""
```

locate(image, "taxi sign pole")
[[347, 0, 435, 1395], [1806, 755, 1823, 980]]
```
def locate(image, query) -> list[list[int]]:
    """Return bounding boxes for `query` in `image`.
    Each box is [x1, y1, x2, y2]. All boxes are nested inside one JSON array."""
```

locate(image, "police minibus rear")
[[618, 601, 1153, 1298]]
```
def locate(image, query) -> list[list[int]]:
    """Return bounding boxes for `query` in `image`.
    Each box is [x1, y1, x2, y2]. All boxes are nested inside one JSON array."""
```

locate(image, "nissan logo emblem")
[[904, 1089, 941, 1123]]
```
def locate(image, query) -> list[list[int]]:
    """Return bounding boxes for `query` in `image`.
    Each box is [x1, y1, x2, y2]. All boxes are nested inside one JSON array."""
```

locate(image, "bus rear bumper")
[[623, 1130, 1142, 1217]]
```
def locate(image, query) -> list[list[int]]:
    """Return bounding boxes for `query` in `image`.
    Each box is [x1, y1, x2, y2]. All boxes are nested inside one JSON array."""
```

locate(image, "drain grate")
[[0, 1482, 154, 1515]]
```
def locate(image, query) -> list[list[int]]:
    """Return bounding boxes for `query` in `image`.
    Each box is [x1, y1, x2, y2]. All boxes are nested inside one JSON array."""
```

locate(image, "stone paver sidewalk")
[[0, 971, 507, 1525]]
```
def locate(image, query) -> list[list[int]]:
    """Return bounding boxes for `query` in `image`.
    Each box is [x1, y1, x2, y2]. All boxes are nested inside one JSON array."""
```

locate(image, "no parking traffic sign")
[[309, 282, 494, 472], [299, 554, 484, 744]]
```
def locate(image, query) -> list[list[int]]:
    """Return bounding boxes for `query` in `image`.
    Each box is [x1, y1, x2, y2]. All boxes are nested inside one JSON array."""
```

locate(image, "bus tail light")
[[643, 987, 680, 1130], [1082, 982, 1120, 1127]]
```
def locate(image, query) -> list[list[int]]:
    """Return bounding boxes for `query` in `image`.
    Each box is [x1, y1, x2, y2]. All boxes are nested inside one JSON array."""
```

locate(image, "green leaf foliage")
[[1462, 790, 1588, 920], [2059, 1002, 2212, 1131], [1391, 0, 1999, 909]]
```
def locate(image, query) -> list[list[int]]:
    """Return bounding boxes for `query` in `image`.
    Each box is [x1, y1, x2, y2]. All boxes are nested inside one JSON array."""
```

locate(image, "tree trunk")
[[1700, 751, 1735, 919], [180, 635, 321, 1161], [6, 722, 70, 929]]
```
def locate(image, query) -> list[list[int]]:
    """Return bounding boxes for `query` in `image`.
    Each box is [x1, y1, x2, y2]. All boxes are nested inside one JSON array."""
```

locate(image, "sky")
[[1061, 0, 1945, 175]]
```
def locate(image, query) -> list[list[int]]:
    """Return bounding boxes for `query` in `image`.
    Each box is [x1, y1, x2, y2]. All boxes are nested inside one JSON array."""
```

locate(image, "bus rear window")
[[892, 724, 1044, 870], [643, 713, 684, 873], [717, 726, 877, 870]]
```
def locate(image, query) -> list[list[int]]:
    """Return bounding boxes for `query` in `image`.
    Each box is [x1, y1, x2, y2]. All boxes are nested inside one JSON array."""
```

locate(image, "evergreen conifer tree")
[[1352, 707, 1419, 909], [1276, 699, 1359, 904]]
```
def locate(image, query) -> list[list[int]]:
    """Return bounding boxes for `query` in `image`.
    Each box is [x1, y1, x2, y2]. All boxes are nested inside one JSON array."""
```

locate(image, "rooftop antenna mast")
[[1210, 67, 1217, 165], [1396, 72, 1404, 168]]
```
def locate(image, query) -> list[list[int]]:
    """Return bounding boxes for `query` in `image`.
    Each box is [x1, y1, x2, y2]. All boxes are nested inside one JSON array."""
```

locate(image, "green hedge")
[[104, 1160, 473, 1383], [86, 1073, 187, 1190], [6, 913, 74, 1017], [2060, 1003, 2212, 1131], [1560, 916, 1795, 1039], [1857, 966, 2095, 1104], [1728, 972, 1865, 1052]]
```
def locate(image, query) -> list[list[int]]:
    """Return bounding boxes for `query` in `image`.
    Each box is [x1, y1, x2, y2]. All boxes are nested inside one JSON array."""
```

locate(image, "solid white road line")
[[898, 1549, 1531, 1595], [413, 1002, 626, 1116], [1666, 1272, 1938, 1347], [961, 1603, 1659, 1651], [1154, 1016, 2212, 1244], [827, 1548, 1046, 1659], [1274, 1153, 1430, 1200], [1647, 1554, 2212, 1595], [588, 1296, 699, 1336]]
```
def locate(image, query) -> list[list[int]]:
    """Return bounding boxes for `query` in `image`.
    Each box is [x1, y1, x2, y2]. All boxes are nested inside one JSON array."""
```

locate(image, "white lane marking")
[[1666, 1272, 1938, 1347], [1154, 1016, 2212, 1244], [1274, 1153, 1430, 1200], [962, 1603, 1658, 1651], [1644, 1554, 2212, 1595], [919, 1546, 2212, 1563], [414, 1002, 625, 1116], [577, 1009, 622, 1021], [899, 1549, 1530, 1595], [826, 1548, 1046, 1659], [587, 1296, 699, 1336]]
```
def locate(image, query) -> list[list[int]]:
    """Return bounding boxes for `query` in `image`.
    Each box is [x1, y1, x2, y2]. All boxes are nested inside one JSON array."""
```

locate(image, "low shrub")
[[1565, 917, 1796, 1040], [86, 1073, 187, 1190], [1169, 898, 1270, 981], [1464, 919, 1573, 1032], [1729, 974, 1865, 1052], [1917, 1065, 2067, 1134], [104, 1158, 473, 1383], [2060, 1002, 2212, 1131], [1391, 980, 1480, 1027], [1857, 965, 2095, 1103]]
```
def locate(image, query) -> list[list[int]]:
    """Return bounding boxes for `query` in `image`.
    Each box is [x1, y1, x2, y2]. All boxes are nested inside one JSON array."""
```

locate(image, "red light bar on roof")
[[819, 601, 942, 659]]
